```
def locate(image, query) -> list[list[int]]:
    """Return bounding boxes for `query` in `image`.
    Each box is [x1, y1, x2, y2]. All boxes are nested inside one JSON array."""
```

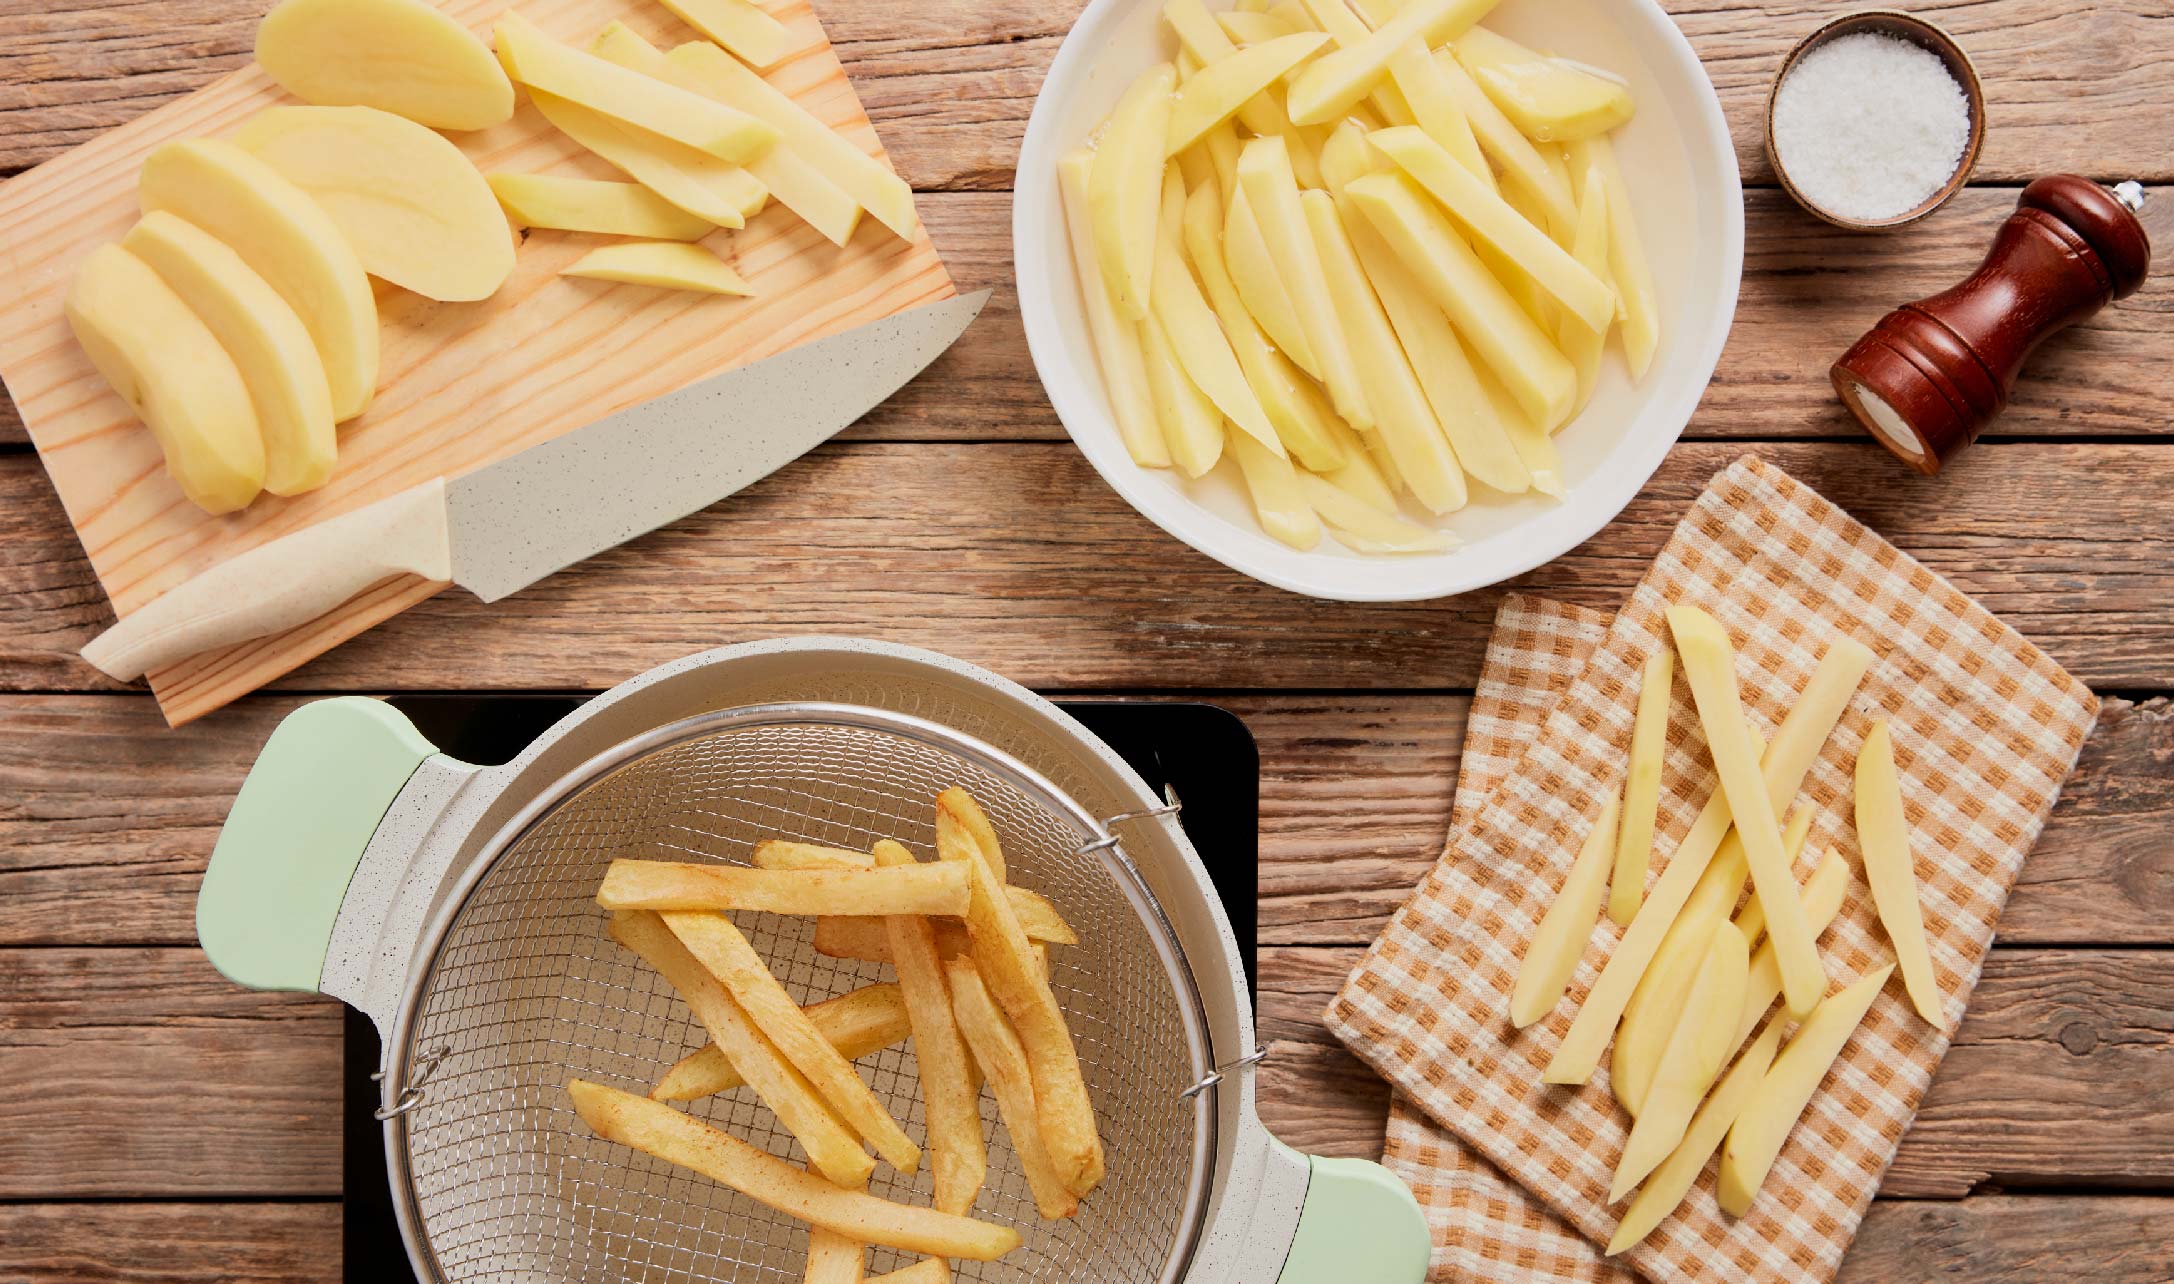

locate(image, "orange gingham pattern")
[[1328, 456, 2098, 1284]]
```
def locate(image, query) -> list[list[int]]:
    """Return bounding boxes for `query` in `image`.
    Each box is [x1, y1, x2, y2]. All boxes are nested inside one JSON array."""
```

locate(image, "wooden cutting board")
[[0, 0, 954, 726]]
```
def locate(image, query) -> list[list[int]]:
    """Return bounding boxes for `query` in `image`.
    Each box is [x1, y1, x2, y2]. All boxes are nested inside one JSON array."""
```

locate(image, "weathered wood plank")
[[1255, 946, 2174, 1198], [0, 1203, 341, 1283], [1841, 1196, 2174, 1284], [4, 442, 2171, 695]]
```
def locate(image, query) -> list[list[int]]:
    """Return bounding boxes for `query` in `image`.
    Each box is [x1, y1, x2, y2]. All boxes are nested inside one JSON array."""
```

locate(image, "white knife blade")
[[80, 290, 989, 681]]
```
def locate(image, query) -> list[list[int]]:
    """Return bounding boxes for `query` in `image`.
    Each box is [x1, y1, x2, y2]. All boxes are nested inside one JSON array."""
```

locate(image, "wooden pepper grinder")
[[1831, 175, 2151, 474]]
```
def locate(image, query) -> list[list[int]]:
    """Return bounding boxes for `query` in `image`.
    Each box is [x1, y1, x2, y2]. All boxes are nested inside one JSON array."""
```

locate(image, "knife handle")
[[80, 479, 454, 682]]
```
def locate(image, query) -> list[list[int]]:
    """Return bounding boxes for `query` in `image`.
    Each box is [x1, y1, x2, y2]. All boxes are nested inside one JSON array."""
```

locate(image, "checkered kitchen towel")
[[1327, 456, 2098, 1283]]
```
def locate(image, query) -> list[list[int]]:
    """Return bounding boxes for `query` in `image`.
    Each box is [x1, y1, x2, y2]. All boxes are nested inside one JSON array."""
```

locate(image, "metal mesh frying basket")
[[383, 703, 1217, 1284]]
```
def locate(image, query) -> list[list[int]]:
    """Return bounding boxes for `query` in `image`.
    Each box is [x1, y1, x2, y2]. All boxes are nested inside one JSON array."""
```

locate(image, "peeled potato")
[[231, 106, 514, 303], [66, 245, 265, 515], [255, 0, 513, 131], [1453, 26, 1634, 142], [563, 242, 753, 295]]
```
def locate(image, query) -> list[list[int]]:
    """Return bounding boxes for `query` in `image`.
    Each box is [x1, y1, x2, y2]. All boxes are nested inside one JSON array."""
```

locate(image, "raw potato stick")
[[1730, 847, 1852, 1056], [653, 982, 911, 1102], [1148, 172, 1284, 454], [661, 912, 921, 1173], [607, 910, 873, 1187], [1237, 135, 1372, 428], [1284, 0, 1497, 125], [1855, 720, 1944, 1027], [1567, 133, 1658, 379], [489, 174, 716, 240], [946, 957, 1082, 1219], [526, 88, 763, 229], [1610, 922, 1748, 1200], [493, 13, 775, 163], [652, 0, 791, 70], [1510, 791, 1621, 1028], [564, 241, 752, 295], [1166, 33, 1330, 155], [1428, 50, 1575, 230], [598, 860, 969, 916], [1611, 647, 1673, 925], [1091, 63, 1177, 321], [874, 840, 986, 1216], [1544, 633, 1873, 1084], [567, 1080, 1019, 1260], [1058, 149, 1168, 468], [1607, 1015, 1785, 1254]]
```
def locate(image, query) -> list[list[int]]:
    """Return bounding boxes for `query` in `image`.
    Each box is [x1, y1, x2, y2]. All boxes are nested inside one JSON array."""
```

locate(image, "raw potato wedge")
[[1545, 631, 1872, 1084], [1319, 417, 1397, 511], [1142, 313, 1226, 478], [255, 0, 513, 131], [566, 1079, 1019, 1260], [1454, 26, 1633, 142], [653, 0, 791, 70], [1430, 51, 1576, 230], [494, 12, 776, 163], [1059, 149, 1169, 469], [1295, 473, 1456, 553], [652, 982, 910, 1101], [490, 174, 715, 240], [1568, 134, 1659, 379], [1731, 846, 1852, 1055], [231, 105, 514, 303], [122, 212, 334, 497], [1284, 0, 1495, 125], [874, 840, 986, 1215], [1150, 174, 1283, 455], [1386, 38, 1490, 180], [1091, 63, 1178, 321], [66, 245, 265, 515], [1608, 1016, 1785, 1254], [1611, 922, 1748, 1201], [1718, 965, 1895, 1216], [1238, 136, 1371, 429], [528, 88, 763, 229], [1229, 428, 1322, 550], [1223, 187, 1319, 380], [1611, 647, 1673, 926], [1164, 0, 1303, 156], [1218, 10, 1301, 43], [946, 958, 1081, 1220], [1557, 164, 1613, 415], [1294, 0, 1417, 130], [1166, 33, 1329, 155], [1510, 791, 1621, 1027], [138, 138, 379, 421], [1667, 605, 1825, 1016], [598, 860, 969, 915], [1855, 720, 1944, 1027], [564, 242, 753, 295]]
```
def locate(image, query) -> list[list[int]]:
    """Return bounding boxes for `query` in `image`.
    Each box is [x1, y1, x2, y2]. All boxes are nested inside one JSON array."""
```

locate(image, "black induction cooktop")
[[345, 696, 1261, 1279]]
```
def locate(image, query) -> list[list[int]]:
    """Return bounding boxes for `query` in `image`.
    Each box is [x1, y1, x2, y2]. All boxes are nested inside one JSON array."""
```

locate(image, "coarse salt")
[[1772, 32, 1972, 223]]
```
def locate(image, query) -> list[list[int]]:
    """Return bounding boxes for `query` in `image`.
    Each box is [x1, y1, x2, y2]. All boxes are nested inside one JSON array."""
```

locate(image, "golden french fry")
[[945, 957, 1081, 1220], [493, 13, 775, 163], [1610, 922, 1748, 1201], [874, 840, 986, 1216], [1855, 720, 1943, 1027], [1611, 647, 1674, 926], [753, 840, 879, 871], [567, 1080, 1019, 1260], [814, 882, 1078, 953], [815, 916, 1052, 974], [868, 1261, 951, 1284], [1730, 846, 1852, 1055], [1510, 791, 1620, 1028], [1607, 1015, 1784, 1255], [608, 910, 872, 1187], [804, 1161, 868, 1284], [662, 912, 920, 1173], [935, 788, 1006, 884], [653, 982, 910, 1102], [598, 861, 969, 916]]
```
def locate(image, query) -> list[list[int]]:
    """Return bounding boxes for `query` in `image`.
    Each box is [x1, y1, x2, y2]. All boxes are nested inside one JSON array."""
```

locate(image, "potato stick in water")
[[1058, 149, 1165, 470], [654, 983, 911, 1102]]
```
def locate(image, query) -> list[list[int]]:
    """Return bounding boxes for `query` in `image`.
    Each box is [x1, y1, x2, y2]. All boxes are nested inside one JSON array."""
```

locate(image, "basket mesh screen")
[[398, 718, 1201, 1283]]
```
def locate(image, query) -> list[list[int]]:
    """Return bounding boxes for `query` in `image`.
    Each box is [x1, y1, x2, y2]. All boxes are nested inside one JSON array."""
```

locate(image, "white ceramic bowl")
[[1015, 0, 1743, 601]]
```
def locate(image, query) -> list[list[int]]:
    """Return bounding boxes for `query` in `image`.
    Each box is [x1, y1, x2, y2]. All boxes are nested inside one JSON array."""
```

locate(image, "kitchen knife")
[[80, 289, 989, 681]]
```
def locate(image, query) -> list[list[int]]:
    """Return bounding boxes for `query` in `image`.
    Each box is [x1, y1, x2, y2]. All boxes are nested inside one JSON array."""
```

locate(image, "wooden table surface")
[[3, 0, 2171, 1279]]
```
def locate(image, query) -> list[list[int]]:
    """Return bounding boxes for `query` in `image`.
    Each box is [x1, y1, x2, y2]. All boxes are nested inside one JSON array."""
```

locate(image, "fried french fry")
[[804, 1161, 868, 1284], [868, 1260, 951, 1284], [607, 910, 872, 1187], [945, 957, 1081, 1220], [936, 787, 1006, 884], [815, 916, 1053, 972], [598, 861, 969, 916], [567, 1080, 1018, 1260], [753, 840, 879, 871], [875, 840, 986, 1216], [652, 982, 910, 1102], [662, 912, 920, 1173]]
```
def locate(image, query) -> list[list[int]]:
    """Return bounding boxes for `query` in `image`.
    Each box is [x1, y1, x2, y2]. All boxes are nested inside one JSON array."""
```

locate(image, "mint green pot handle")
[[197, 697, 439, 993], [1274, 1140, 1431, 1284]]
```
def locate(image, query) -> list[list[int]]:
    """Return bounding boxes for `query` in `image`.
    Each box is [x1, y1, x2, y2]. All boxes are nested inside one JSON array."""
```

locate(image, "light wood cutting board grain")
[[0, 0, 954, 725]]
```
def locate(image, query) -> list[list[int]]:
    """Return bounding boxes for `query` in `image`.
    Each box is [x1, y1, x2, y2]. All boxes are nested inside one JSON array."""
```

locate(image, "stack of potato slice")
[[579, 788, 1099, 1280], [1064, 0, 1659, 555], [1507, 603, 1949, 1253]]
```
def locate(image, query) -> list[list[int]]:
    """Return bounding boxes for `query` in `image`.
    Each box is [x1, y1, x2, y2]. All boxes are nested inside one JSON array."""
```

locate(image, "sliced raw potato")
[[1059, 149, 1169, 469], [1149, 174, 1283, 456], [1568, 134, 1658, 379], [1731, 846, 1852, 1054], [1544, 633, 1873, 1085], [1431, 51, 1576, 231], [1284, 0, 1495, 125], [1316, 118, 1381, 196], [1223, 187, 1318, 379], [1388, 39, 1490, 180], [66, 244, 265, 515], [1320, 419, 1397, 511], [652, 981, 910, 1100], [1510, 791, 1621, 1027], [231, 105, 513, 303], [121, 212, 334, 497], [1302, 189, 1467, 514], [1856, 719, 1943, 1027], [1228, 429, 1321, 551], [1237, 136, 1371, 429], [1718, 964, 1895, 1216], [1295, 473, 1455, 553], [590, 28, 861, 246], [1194, 119, 1243, 202], [1611, 647, 1673, 926], [563, 241, 752, 295], [1454, 25, 1633, 142], [528, 88, 764, 229], [1218, 9, 1300, 43], [254, 0, 513, 131], [1611, 922, 1748, 1201], [490, 173, 715, 240], [138, 138, 378, 421], [1369, 126, 1614, 332], [1558, 164, 1613, 414], [1608, 1016, 1784, 1254], [653, 0, 791, 69], [1141, 315, 1225, 477], [1164, 0, 1299, 147], [1345, 171, 1574, 429], [1294, 0, 1416, 130], [1667, 605, 1825, 1016], [1166, 33, 1329, 155], [662, 40, 917, 242], [1479, 363, 1563, 497], [1090, 63, 1177, 321], [494, 12, 776, 163]]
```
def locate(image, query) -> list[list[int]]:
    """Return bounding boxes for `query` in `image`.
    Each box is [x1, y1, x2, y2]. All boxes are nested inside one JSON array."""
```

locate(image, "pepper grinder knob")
[[1830, 175, 2152, 474]]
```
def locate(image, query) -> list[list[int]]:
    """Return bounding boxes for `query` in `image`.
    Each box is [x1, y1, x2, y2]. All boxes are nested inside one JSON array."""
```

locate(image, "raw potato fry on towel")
[[1855, 720, 1945, 1026], [1509, 789, 1619, 1028]]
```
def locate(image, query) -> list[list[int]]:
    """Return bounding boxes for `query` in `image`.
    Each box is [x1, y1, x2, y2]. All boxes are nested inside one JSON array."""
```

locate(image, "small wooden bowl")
[[1765, 10, 1986, 231]]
